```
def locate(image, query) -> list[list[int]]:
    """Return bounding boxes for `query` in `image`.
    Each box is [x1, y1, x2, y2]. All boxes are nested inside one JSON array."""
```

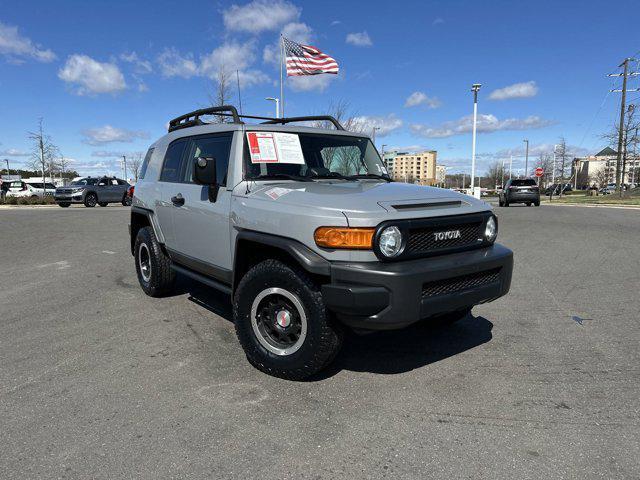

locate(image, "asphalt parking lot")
[[1, 204, 639, 479]]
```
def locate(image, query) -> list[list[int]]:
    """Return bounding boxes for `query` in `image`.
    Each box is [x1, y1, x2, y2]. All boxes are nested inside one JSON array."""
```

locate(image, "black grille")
[[407, 221, 482, 254], [422, 268, 501, 298]]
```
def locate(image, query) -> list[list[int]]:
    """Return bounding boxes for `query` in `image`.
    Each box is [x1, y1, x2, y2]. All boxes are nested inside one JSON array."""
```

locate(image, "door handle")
[[171, 193, 185, 206]]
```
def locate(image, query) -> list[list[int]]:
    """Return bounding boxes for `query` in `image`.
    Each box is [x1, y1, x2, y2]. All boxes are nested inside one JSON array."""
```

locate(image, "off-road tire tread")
[[233, 259, 342, 380], [134, 226, 175, 297]]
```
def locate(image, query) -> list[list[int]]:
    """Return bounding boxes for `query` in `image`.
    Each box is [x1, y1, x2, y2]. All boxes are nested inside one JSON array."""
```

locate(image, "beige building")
[[383, 150, 438, 185], [573, 147, 640, 187]]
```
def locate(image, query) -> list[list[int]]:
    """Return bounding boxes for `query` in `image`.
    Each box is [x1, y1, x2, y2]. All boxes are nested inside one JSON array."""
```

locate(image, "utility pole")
[[4, 159, 9, 175], [122, 155, 128, 181], [470, 84, 482, 193], [523, 139, 529, 177], [509, 155, 513, 180], [608, 57, 639, 196]]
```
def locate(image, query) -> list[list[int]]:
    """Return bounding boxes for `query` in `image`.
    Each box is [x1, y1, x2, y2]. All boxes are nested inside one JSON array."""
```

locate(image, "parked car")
[[129, 105, 514, 379], [544, 183, 572, 196], [5, 181, 56, 199], [599, 183, 617, 195], [499, 178, 540, 207], [54, 176, 131, 207]]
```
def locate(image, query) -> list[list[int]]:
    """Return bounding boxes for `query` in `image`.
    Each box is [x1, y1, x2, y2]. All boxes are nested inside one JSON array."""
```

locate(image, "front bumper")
[[54, 193, 84, 203], [322, 243, 513, 331]]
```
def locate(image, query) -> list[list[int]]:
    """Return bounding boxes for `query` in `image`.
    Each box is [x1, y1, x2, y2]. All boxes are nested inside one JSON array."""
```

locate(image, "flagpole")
[[279, 34, 284, 118]]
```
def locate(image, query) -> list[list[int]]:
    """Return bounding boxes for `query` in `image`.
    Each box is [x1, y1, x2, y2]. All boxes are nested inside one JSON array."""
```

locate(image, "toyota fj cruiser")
[[130, 106, 513, 380]]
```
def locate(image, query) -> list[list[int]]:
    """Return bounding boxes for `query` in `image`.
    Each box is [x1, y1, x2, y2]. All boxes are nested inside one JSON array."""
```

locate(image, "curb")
[[542, 202, 640, 210]]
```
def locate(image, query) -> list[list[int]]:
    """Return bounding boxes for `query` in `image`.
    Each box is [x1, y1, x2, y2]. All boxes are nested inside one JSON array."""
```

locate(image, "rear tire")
[[84, 193, 97, 208], [122, 195, 132, 206], [233, 259, 343, 380], [534, 200, 540, 206], [526, 202, 532, 206], [58, 203, 71, 208], [98, 202, 109, 207], [134, 226, 176, 297]]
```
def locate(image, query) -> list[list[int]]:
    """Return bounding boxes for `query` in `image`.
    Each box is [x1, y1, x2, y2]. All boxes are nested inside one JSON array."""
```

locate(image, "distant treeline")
[[0, 168, 80, 179]]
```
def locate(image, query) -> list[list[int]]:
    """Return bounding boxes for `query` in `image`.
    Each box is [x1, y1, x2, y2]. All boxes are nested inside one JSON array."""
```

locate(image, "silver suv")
[[130, 106, 513, 380], [54, 176, 131, 208]]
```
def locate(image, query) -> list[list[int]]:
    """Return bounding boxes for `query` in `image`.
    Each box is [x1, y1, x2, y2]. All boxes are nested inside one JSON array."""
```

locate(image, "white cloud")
[[120, 52, 152, 74], [201, 41, 253, 75], [488, 81, 538, 101], [330, 20, 341, 26], [404, 91, 441, 109], [82, 126, 148, 145], [0, 21, 56, 63], [91, 150, 144, 158], [157, 48, 198, 78], [410, 114, 552, 138], [223, 0, 300, 34], [58, 55, 126, 95], [288, 75, 336, 92], [432, 18, 444, 26], [346, 31, 372, 47], [350, 115, 403, 137], [0, 148, 30, 157]]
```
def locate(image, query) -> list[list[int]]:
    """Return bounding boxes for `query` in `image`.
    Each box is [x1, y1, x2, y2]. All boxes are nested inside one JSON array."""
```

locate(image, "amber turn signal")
[[314, 227, 375, 249]]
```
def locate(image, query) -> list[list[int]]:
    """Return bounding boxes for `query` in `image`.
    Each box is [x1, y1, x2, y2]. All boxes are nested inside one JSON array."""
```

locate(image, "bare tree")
[[534, 153, 554, 188], [485, 160, 506, 188], [592, 168, 611, 188], [209, 65, 232, 123], [28, 118, 58, 192], [129, 153, 144, 182], [555, 138, 572, 197], [601, 104, 639, 185]]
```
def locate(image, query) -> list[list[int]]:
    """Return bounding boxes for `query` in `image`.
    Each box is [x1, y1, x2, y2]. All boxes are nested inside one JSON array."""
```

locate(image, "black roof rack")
[[167, 106, 344, 132], [168, 106, 243, 132]]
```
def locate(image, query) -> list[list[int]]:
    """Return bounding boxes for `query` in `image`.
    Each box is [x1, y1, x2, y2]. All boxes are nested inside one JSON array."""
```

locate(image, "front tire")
[[84, 193, 97, 208], [134, 226, 176, 297], [122, 195, 132, 206], [534, 200, 540, 206], [98, 202, 109, 207], [58, 202, 71, 208], [233, 259, 343, 380]]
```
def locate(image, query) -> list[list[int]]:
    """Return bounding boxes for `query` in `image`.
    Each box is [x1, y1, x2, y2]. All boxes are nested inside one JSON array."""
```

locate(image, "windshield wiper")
[[248, 173, 314, 182], [345, 173, 392, 182], [310, 172, 356, 181]]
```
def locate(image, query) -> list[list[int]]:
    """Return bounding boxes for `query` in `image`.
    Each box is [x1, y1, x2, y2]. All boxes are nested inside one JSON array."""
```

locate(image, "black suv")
[[499, 179, 540, 207], [54, 176, 131, 208]]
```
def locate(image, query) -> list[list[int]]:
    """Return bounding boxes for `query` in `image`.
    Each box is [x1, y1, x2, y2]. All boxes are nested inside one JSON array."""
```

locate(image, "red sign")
[[535, 167, 544, 177]]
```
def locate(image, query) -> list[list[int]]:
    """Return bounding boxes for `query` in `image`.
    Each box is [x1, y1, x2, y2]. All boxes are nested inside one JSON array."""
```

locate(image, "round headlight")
[[485, 216, 497, 242], [378, 226, 403, 257]]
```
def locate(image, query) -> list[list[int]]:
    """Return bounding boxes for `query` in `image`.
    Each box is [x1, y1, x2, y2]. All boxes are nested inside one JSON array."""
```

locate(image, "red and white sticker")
[[247, 132, 305, 165]]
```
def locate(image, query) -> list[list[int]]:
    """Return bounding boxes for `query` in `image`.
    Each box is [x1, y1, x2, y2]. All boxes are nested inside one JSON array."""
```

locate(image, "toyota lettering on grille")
[[433, 230, 462, 241]]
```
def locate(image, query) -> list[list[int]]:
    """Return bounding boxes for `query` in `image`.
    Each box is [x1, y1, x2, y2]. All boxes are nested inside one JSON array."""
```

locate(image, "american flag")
[[283, 37, 339, 77]]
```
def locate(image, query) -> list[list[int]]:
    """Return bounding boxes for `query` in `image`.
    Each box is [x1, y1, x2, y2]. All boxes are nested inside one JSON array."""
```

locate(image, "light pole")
[[266, 97, 280, 118], [509, 155, 513, 180], [381, 144, 387, 168], [470, 84, 482, 192], [3, 159, 9, 175], [372, 127, 380, 145], [552, 144, 560, 187], [523, 139, 529, 177], [122, 155, 128, 182]]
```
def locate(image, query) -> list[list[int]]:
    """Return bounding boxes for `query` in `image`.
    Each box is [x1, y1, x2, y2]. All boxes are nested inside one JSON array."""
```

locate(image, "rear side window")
[[182, 133, 233, 185], [160, 140, 188, 182], [511, 179, 536, 186], [139, 148, 154, 180]]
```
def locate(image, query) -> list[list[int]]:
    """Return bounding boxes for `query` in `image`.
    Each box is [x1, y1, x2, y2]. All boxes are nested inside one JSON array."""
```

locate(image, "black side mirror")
[[193, 156, 219, 202]]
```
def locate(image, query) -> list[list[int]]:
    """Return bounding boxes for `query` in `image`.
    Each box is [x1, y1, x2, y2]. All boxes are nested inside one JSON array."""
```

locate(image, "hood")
[[242, 180, 490, 223]]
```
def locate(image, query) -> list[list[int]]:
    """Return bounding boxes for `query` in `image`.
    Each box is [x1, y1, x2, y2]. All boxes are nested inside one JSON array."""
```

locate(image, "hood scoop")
[[379, 198, 468, 212]]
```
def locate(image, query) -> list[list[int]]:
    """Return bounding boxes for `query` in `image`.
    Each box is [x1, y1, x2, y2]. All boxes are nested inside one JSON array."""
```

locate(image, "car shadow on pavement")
[[312, 314, 494, 380], [173, 276, 494, 380]]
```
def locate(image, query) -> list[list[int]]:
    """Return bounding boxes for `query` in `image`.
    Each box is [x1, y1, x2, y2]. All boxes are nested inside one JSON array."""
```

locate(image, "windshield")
[[71, 178, 98, 186], [244, 132, 388, 180]]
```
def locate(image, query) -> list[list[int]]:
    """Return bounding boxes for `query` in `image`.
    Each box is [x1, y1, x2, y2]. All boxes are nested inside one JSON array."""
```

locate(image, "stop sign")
[[535, 167, 544, 177]]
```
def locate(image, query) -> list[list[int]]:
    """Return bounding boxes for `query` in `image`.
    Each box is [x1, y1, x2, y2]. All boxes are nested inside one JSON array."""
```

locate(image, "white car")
[[5, 181, 56, 199]]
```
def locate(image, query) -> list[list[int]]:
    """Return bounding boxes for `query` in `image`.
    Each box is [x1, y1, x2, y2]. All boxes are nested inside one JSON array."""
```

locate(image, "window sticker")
[[247, 132, 305, 165], [265, 187, 293, 200], [247, 132, 278, 163]]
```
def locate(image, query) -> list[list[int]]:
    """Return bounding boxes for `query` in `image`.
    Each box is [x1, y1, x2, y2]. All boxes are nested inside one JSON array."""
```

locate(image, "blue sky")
[[1, 0, 639, 178]]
